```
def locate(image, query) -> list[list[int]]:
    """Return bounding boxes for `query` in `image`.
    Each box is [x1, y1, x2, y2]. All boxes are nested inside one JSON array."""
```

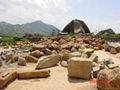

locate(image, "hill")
[[0, 20, 60, 37]]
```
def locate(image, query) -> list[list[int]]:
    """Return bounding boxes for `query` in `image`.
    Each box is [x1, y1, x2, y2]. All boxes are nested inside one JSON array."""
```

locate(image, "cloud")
[[0, 0, 70, 29], [0, 0, 119, 33]]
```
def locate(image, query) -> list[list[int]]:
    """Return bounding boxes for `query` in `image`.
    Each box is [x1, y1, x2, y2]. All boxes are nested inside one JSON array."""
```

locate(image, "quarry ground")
[[1, 49, 120, 90]]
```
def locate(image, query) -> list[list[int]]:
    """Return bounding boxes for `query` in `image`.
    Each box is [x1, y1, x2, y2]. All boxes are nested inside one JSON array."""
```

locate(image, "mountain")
[[0, 20, 60, 37], [0, 21, 11, 26]]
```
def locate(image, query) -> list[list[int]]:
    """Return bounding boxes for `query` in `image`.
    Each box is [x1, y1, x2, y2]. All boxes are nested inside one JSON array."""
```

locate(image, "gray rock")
[[60, 61, 68, 67], [41, 48, 52, 55], [70, 52, 81, 57], [104, 58, 114, 65]]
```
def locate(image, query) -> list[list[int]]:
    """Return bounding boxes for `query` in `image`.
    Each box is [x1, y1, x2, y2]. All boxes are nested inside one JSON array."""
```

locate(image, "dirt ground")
[[1, 50, 120, 90]]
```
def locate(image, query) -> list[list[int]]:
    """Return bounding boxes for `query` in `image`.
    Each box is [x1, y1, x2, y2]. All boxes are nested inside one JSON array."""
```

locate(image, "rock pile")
[[0, 34, 120, 89]]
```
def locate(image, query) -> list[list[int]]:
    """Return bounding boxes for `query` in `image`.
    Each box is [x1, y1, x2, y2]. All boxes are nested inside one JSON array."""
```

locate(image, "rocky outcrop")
[[62, 19, 90, 34], [97, 28, 115, 35]]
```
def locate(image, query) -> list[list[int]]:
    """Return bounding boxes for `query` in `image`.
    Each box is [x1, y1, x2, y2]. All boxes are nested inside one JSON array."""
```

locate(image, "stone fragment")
[[25, 55, 38, 63], [0, 70, 17, 89], [18, 70, 50, 79], [60, 61, 68, 67], [70, 52, 81, 57], [81, 54, 88, 58], [30, 50, 42, 58], [92, 66, 101, 78], [110, 48, 117, 54], [107, 64, 119, 69], [36, 55, 61, 69], [82, 49, 94, 57], [104, 58, 114, 65], [89, 54, 98, 63], [18, 57, 26, 66]]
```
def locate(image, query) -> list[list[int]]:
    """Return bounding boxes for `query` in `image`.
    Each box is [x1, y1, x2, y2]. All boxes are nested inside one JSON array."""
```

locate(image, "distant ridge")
[[0, 20, 60, 36]]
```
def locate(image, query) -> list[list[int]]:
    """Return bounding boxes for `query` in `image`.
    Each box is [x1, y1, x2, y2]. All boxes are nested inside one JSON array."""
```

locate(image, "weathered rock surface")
[[18, 70, 50, 79], [68, 57, 92, 79], [62, 19, 90, 34], [18, 57, 26, 66], [30, 50, 42, 58], [0, 70, 17, 89], [97, 68, 120, 90], [36, 55, 61, 69]]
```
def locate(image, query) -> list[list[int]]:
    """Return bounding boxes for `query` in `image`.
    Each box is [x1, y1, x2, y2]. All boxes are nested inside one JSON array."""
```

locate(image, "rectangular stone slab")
[[18, 70, 50, 79]]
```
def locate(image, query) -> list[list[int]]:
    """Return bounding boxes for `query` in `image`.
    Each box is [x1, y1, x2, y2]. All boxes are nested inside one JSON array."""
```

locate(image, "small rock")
[[110, 48, 117, 54], [107, 64, 119, 69], [82, 49, 94, 57], [81, 53, 88, 58], [104, 58, 114, 65], [71, 47, 78, 52], [60, 61, 68, 67], [30, 50, 42, 58], [70, 52, 81, 57], [18, 57, 26, 66], [41, 48, 52, 55]]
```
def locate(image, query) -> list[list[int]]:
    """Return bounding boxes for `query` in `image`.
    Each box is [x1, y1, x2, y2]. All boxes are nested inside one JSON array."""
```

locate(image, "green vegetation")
[[35, 33, 44, 38], [0, 35, 30, 45], [96, 33, 120, 38], [67, 33, 75, 36]]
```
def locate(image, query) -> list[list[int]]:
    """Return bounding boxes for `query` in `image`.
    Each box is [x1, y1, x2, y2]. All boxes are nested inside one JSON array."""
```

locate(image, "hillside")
[[0, 20, 60, 37]]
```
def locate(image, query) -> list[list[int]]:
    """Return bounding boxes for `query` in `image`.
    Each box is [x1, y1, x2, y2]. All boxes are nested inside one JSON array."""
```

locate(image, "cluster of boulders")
[[0, 34, 120, 89], [104, 42, 120, 54]]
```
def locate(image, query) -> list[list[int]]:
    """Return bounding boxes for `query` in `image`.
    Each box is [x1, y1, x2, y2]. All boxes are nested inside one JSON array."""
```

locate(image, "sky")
[[0, 0, 120, 33]]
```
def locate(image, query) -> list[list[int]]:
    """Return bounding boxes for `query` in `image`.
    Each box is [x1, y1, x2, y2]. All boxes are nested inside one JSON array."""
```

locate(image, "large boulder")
[[68, 57, 92, 79], [62, 19, 90, 34], [36, 55, 61, 69], [97, 68, 120, 90]]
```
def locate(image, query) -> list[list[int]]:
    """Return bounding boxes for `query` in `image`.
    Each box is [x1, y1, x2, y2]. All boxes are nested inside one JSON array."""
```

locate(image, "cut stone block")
[[0, 70, 17, 89], [18, 70, 50, 79], [68, 57, 92, 79]]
